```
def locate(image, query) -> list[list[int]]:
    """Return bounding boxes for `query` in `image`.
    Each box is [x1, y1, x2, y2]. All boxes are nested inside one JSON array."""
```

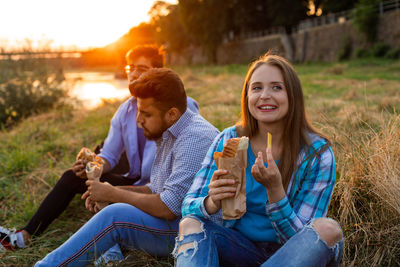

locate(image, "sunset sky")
[[0, 0, 176, 51]]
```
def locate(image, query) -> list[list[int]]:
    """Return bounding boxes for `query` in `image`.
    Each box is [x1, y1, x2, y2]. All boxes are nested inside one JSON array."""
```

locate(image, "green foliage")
[[352, 0, 380, 43], [150, 0, 310, 63], [178, 0, 232, 63], [385, 47, 400, 59], [337, 36, 353, 61], [150, 2, 191, 54], [355, 48, 370, 58], [370, 42, 390, 57], [0, 58, 68, 127]]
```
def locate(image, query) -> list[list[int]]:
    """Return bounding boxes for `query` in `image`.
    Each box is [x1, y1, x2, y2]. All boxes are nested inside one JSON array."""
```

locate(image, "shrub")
[[371, 43, 390, 58], [385, 47, 400, 59], [0, 58, 68, 127], [337, 36, 353, 61], [325, 64, 345, 75], [355, 48, 370, 58]]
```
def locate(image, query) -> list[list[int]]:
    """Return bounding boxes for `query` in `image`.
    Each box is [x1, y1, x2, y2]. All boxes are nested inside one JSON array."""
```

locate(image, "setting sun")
[[0, 0, 176, 50]]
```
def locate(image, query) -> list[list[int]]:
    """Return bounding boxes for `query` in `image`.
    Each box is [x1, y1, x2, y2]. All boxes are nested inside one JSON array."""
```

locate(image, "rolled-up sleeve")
[[265, 146, 336, 243], [160, 133, 217, 216]]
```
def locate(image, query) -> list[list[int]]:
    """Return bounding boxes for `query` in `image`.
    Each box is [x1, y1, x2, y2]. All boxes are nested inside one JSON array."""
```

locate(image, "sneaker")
[[94, 244, 124, 266], [0, 226, 19, 251]]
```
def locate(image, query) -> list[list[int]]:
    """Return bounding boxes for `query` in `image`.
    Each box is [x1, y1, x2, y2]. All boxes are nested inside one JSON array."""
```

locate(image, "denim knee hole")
[[172, 218, 206, 260], [309, 218, 343, 251]]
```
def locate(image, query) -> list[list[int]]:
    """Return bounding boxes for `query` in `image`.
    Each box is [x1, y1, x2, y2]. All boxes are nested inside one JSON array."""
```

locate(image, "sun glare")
[[0, 0, 177, 50], [73, 82, 130, 108]]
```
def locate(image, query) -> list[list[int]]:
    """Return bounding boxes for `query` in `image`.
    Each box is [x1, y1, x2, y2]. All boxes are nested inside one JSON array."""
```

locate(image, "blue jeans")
[[35, 203, 179, 266], [173, 216, 343, 267]]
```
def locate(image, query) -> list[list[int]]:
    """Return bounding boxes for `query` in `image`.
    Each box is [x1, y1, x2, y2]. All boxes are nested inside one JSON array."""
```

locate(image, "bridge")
[[0, 50, 85, 60]]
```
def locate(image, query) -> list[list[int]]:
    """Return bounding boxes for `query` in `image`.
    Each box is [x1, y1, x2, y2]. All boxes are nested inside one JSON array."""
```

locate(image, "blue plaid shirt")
[[147, 109, 219, 216], [182, 126, 336, 244]]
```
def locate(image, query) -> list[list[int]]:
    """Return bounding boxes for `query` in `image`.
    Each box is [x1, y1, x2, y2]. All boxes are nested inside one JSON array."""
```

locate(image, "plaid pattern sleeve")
[[181, 127, 237, 224], [150, 110, 219, 216], [265, 137, 336, 243]]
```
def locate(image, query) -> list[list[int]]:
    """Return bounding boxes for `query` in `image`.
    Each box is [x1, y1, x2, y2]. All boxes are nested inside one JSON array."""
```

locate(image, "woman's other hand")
[[251, 147, 285, 203]]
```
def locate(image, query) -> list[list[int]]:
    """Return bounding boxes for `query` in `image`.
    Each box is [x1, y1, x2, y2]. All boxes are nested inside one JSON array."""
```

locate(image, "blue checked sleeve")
[[265, 144, 336, 244], [182, 128, 236, 222], [160, 130, 218, 216]]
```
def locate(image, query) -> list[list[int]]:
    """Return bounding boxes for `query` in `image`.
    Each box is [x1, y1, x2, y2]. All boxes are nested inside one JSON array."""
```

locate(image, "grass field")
[[0, 58, 399, 266]]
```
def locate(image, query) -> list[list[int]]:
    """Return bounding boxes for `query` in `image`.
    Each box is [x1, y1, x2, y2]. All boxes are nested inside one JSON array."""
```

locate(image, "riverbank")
[[1, 58, 399, 266]]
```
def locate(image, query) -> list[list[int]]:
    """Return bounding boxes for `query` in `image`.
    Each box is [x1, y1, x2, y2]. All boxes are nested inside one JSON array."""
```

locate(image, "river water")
[[65, 71, 130, 108]]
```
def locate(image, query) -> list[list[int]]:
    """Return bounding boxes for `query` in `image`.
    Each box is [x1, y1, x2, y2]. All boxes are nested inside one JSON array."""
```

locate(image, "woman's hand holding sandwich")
[[205, 169, 237, 215]]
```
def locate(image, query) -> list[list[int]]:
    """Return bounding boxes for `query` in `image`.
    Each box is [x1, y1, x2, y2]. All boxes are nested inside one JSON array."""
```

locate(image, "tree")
[[322, 0, 359, 13], [266, 0, 309, 33], [352, 0, 380, 43], [229, 0, 272, 36], [178, 0, 234, 63], [149, 1, 192, 53]]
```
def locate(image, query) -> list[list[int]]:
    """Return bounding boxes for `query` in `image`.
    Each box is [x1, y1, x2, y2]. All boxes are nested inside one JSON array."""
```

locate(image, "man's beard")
[[141, 120, 169, 141], [143, 128, 164, 140]]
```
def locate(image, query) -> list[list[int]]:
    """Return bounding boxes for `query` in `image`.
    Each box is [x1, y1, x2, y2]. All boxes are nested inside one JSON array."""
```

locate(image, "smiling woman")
[[0, 0, 176, 50]]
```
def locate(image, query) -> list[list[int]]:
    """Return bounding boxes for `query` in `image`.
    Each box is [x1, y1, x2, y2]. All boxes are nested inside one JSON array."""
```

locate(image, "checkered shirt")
[[182, 126, 336, 243], [147, 109, 219, 216]]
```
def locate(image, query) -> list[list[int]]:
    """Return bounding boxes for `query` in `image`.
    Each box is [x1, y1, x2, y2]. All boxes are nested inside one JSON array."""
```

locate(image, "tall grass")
[[327, 114, 400, 266], [1, 58, 399, 266]]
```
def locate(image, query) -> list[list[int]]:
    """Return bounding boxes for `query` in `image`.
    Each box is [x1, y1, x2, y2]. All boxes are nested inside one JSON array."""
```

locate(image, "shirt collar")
[[128, 97, 136, 113], [163, 108, 194, 139]]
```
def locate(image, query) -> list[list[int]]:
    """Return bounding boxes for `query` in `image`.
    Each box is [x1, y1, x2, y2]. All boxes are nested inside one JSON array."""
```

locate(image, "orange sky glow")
[[0, 0, 177, 51]]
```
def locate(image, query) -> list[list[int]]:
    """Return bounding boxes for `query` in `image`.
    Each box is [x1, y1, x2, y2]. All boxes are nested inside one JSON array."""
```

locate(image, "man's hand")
[[82, 192, 99, 213], [82, 190, 109, 213], [85, 180, 115, 202], [72, 159, 87, 178]]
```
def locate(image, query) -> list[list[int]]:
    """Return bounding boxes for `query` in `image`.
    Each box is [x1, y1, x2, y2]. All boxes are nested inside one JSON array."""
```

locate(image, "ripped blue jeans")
[[173, 216, 343, 267]]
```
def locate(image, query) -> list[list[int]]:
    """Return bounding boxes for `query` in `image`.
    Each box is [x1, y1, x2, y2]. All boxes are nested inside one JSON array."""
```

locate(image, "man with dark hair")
[[0, 45, 199, 251], [126, 45, 165, 68], [35, 68, 219, 266]]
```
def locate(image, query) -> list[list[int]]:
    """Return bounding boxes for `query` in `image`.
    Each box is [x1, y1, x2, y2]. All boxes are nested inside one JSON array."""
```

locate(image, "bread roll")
[[86, 161, 103, 180], [222, 138, 241, 157], [215, 137, 249, 160], [76, 147, 96, 163]]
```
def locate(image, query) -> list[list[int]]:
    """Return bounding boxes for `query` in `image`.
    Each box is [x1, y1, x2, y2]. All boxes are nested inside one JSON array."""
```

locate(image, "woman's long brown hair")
[[239, 53, 329, 190]]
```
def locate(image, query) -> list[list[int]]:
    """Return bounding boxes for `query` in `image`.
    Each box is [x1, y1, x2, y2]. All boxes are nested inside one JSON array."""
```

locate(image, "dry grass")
[[327, 114, 400, 266]]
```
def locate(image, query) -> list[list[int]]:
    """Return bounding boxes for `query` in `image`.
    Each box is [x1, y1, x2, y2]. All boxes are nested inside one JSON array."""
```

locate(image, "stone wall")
[[216, 34, 284, 64], [168, 10, 400, 64], [377, 10, 400, 47]]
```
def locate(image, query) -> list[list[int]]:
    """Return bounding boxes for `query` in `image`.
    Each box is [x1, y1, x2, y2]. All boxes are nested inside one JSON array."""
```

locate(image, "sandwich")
[[213, 136, 249, 220], [76, 147, 104, 179]]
